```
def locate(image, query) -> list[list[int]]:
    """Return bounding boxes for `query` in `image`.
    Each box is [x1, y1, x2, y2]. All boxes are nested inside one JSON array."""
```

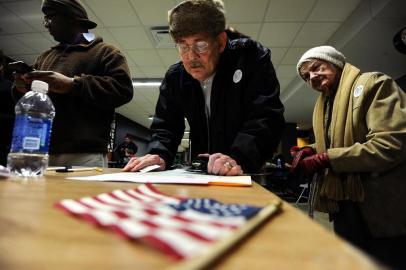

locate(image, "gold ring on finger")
[[224, 161, 233, 170]]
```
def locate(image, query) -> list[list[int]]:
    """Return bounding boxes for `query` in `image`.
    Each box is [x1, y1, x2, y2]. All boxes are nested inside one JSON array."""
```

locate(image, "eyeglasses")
[[175, 41, 209, 55], [43, 12, 57, 27], [43, 16, 52, 27]]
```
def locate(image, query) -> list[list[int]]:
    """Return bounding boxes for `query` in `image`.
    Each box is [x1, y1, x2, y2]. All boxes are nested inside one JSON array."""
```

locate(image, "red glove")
[[299, 152, 330, 176], [290, 147, 315, 173], [290, 146, 300, 153]]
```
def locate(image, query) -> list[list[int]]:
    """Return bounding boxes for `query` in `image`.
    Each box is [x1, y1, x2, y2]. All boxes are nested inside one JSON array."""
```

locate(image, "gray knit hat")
[[168, 0, 226, 41], [297, 46, 346, 79]]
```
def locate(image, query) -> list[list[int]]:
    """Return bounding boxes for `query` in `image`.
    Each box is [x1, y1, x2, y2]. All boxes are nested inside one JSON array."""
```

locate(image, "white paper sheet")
[[67, 169, 252, 186]]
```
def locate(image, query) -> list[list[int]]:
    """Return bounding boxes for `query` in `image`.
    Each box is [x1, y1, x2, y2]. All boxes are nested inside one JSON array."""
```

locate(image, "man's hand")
[[299, 152, 330, 176], [122, 154, 166, 172], [199, 153, 243, 176], [290, 146, 315, 173], [25, 71, 74, 94], [13, 72, 30, 93]]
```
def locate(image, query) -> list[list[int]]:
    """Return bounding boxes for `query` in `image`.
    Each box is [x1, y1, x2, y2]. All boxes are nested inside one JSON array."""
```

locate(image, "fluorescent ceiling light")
[[132, 81, 161, 87], [148, 116, 187, 121]]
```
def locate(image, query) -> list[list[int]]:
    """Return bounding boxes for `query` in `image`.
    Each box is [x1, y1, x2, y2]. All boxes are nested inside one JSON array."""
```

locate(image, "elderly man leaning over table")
[[123, 0, 285, 176]]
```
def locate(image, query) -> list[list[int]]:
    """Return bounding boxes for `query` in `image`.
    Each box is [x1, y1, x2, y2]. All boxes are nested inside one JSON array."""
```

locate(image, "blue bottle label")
[[10, 115, 53, 153]]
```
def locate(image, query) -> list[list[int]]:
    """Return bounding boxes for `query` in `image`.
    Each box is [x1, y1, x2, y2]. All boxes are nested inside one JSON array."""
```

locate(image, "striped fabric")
[[55, 184, 261, 260]]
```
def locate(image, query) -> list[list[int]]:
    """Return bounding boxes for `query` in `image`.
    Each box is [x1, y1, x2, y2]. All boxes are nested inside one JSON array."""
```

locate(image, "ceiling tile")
[[141, 89, 159, 98], [141, 92, 159, 104], [135, 101, 153, 112], [341, 19, 406, 79], [129, 66, 146, 79], [265, 0, 316, 22], [292, 22, 340, 47], [116, 107, 150, 128], [131, 93, 147, 105], [139, 88, 159, 100], [121, 106, 137, 115], [91, 28, 123, 49], [40, 31, 57, 43], [278, 77, 295, 93], [132, 109, 149, 115], [85, 0, 140, 27], [0, 35, 36, 55], [140, 66, 167, 78], [281, 47, 309, 65], [282, 82, 319, 123], [0, 5, 35, 34], [2, 0, 44, 31], [129, 0, 176, 26], [121, 51, 137, 67], [228, 23, 261, 40], [110, 26, 152, 49], [157, 48, 179, 67], [224, 0, 268, 23], [128, 49, 164, 66], [308, 0, 362, 22], [276, 65, 297, 78], [373, 0, 406, 19], [269, 47, 288, 66], [13, 32, 54, 54], [133, 97, 153, 110], [259, 23, 302, 47], [132, 90, 144, 98]]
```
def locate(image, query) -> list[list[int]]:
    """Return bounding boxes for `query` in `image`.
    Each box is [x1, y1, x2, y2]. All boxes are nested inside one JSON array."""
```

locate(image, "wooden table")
[[0, 169, 379, 270]]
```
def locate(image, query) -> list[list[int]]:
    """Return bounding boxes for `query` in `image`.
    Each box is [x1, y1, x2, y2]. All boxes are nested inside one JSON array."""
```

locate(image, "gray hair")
[[168, 0, 226, 41]]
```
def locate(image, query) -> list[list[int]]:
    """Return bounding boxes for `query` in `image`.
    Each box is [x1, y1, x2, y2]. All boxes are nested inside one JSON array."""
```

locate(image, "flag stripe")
[[138, 184, 182, 204], [55, 183, 261, 260]]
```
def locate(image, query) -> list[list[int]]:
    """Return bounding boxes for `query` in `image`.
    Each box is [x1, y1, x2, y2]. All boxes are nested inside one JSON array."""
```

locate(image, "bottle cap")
[[31, 80, 49, 93]]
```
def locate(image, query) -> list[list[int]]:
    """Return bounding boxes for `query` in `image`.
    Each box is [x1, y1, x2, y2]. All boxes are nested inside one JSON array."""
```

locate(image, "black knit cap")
[[168, 0, 226, 41], [42, 0, 97, 29]]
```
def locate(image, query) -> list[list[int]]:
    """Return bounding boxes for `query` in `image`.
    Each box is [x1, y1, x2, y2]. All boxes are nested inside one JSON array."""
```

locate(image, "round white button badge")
[[354, 85, 364, 98], [233, 69, 242, 83]]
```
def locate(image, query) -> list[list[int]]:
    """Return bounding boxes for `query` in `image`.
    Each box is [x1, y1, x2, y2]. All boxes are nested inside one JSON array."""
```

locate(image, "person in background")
[[0, 50, 14, 166], [116, 135, 138, 166], [292, 45, 406, 269], [123, 0, 284, 176], [13, 0, 133, 167]]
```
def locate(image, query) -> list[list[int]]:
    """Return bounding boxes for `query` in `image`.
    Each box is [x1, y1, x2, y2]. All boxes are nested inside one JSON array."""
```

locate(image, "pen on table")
[[48, 167, 103, 173]]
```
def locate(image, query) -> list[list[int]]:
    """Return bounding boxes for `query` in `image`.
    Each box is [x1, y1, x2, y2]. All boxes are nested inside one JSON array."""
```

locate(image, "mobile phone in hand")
[[7, 61, 34, 74]]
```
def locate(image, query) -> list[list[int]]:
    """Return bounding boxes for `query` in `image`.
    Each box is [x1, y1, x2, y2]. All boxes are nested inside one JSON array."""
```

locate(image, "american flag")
[[55, 183, 262, 260]]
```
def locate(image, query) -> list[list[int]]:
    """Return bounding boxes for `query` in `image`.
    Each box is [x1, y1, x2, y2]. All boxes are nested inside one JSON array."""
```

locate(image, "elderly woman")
[[292, 46, 406, 269]]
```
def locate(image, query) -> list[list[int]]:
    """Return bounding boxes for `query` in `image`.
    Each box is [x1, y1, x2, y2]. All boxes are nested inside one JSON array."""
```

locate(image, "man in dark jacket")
[[14, 0, 133, 167], [124, 0, 284, 175]]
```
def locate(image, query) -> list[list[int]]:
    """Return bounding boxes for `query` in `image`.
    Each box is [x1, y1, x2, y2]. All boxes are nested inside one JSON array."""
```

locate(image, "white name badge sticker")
[[233, 69, 243, 83], [354, 85, 364, 98]]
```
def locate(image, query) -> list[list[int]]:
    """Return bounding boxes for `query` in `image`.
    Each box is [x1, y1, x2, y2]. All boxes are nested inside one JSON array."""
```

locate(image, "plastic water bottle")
[[7, 80, 55, 177]]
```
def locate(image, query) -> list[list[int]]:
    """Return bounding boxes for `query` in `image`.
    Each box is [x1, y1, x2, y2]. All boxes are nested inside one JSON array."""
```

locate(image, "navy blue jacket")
[[149, 38, 285, 173]]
